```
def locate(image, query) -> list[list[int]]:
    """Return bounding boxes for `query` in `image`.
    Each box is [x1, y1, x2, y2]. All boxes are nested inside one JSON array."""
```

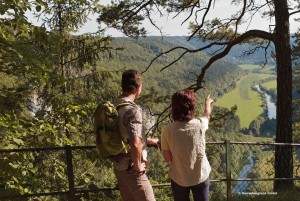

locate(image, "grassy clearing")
[[239, 64, 262, 70], [257, 73, 275, 79], [259, 66, 276, 74], [215, 73, 272, 128], [261, 80, 277, 90]]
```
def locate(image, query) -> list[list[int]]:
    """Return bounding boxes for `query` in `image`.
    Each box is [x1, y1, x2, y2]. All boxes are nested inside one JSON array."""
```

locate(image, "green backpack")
[[93, 101, 134, 157]]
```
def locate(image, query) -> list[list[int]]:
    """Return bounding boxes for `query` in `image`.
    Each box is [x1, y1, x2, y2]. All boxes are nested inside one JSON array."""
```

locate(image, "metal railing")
[[1, 141, 300, 201]]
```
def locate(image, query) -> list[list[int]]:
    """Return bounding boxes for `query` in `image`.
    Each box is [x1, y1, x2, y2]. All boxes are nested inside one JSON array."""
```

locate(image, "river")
[[232, 84, 276, 193], [253, 84, 276, 119], [232, 151, 254, 193]]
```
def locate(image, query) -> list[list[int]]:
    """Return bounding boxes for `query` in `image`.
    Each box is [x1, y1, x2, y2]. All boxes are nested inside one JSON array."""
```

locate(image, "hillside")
[[94, 37, 281, 137], [186, 37, 277, 65], [99, 36, 245, 102], [0, 35, 278, 135]]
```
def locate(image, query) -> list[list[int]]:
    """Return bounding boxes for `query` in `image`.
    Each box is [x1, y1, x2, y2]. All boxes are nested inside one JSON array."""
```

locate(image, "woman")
[[161, 89, 214, 201]]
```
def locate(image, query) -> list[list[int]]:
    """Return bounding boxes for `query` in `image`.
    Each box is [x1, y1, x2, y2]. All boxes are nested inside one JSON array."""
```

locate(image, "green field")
[[239, 64, 262, 70], [256, 73, 275, 79], [261, 80, 277, 89], [215, 73, 273, 128]]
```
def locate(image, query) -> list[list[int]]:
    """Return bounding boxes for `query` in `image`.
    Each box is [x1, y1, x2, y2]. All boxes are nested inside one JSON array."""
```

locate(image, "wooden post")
[[65, 145, 76, 201], [226, 140, 232, 201]]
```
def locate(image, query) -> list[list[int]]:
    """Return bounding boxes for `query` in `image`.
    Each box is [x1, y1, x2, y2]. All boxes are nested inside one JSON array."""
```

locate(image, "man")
[[113, 69, 158, 201]]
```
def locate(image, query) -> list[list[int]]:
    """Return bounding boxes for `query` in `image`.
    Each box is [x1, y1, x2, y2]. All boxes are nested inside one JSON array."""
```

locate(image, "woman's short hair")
[[121, 69, 142, 93], [171, 89, 196, 121]]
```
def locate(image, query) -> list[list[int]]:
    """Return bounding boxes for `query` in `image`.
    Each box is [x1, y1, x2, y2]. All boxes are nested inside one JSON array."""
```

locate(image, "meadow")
[[239, 64, 263, 70], [261, 80, 277, 90], [215, 73, 274, 128]]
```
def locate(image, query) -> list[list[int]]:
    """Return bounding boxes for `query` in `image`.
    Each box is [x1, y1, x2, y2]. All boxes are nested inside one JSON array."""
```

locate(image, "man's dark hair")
[[121, 69, 142, 93], [171, 89, 196, 121]]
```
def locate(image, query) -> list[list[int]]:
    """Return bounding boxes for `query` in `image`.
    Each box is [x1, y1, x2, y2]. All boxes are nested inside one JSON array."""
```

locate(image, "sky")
[[27, 1, 300, 37], [80, 3, 300, 37]]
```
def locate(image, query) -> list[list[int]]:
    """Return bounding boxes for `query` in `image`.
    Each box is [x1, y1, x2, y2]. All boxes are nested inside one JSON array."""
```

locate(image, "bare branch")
[[151, 105, 171, 134], [289, 10, 300, 16], [238, 39, 271, 69], [240, 43, 265, 57], [181, 5, 195, 25], [188, 0, 214, 40], [192, 29, 274, 91], [171, 1, 199, 25], [234, 0, 247, 35], [142, 41, 228, 74], [145, 7, 163, 37], [142, 46, 190, 73], [122, 0, 153, 25], [207, 45, 226, 56], [261, 41, 272, 67], [160, 50, 189, 71], [244, 2, 270, 32]]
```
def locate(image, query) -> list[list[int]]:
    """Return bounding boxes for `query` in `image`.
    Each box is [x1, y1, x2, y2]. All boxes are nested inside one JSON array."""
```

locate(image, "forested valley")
[[1, 0, 300, 200], [1, 35, 299, 200]]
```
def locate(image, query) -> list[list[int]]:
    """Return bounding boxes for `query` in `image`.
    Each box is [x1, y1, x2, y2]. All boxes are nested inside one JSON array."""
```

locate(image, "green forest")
[[1, 0, 300, 201]]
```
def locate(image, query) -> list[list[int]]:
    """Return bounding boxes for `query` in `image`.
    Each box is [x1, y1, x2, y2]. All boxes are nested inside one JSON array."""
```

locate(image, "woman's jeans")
[[171, 178, 210, 201]]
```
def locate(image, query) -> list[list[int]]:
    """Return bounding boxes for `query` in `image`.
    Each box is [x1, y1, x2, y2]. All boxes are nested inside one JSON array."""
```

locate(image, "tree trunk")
[[273, 0, 294, 191]]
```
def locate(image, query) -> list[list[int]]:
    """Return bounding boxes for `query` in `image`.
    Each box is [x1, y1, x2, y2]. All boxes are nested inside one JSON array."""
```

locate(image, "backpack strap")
[[114, 101, 139, 145], [115, 101, 138, 110]]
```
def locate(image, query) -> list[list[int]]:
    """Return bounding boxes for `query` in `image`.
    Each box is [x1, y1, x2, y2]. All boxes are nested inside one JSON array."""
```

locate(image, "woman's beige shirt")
[[161, 117, 211, 187]]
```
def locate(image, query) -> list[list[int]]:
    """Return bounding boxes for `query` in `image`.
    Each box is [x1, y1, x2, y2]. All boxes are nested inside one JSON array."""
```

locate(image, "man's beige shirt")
[[112, 98, 147, 170]]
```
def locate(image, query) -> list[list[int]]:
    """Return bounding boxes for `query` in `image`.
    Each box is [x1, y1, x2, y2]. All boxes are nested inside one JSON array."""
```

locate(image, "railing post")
[[65, 145, 76, 201], [226, 140, 232, 201]]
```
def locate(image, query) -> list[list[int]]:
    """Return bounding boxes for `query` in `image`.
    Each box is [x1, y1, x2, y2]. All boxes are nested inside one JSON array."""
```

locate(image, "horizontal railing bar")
[[0, 146, 97, 153], [75, 180, 230, 193], [206, 142, 226, 145], [230, 141, 300, 146], [231, 178, 300, 181], [0, 147, 65, 153], [71, 145, 96, 150], [1, 141, 300, 153], [0, 191, 68, 199], [210, 179, 228, 182], [75, 187, 119, 193]]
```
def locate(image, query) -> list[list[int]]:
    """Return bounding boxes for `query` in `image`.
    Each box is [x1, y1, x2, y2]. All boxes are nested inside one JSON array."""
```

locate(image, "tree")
[[1, 0, 115, 140], [292, 32, 300, 142], [31, 0, 114, 140], [98, 0, 298, 191], [0, 1, 47, 113], [0, 0, 120, 197]]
